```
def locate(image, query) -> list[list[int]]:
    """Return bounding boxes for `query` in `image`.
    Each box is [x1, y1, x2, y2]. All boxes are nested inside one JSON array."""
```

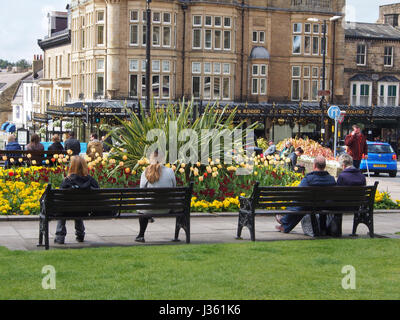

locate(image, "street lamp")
[[145, 0, 152, 112], [307, 16, 342, 144]]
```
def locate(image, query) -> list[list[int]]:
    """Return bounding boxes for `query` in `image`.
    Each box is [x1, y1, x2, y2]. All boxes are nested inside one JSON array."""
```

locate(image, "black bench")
[[38, 183, 193, 250], [236, 182, 379, 241], [0, 150, 68, 167]]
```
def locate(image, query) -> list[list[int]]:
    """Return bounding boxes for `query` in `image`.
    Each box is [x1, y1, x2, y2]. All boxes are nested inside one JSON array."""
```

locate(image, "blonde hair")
[[145, 151, 162, 184], [68, 156, 89, 177]]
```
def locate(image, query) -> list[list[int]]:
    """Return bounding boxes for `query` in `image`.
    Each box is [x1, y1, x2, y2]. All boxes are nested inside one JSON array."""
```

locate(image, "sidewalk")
[[0, 213, 399, 251]]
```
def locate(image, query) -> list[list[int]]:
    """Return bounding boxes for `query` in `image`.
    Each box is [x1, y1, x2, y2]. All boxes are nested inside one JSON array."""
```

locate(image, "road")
[[366, 161, 400, 201]]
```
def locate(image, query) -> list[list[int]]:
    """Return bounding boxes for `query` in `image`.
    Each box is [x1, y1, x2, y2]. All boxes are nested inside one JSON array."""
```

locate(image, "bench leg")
[[236, 211, 246, 240], [310, 214, 320, 237], [174, 215, 190, 243], [185, 218, 190, 244], [174, 217, 182, 242], [249, 214, 256, 241], [37, 217, 44, 247], [44, 219, 50, 250]]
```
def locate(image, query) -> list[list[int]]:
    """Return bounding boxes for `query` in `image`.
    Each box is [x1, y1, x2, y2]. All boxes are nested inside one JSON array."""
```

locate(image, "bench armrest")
[[239, 196, 253, 213]]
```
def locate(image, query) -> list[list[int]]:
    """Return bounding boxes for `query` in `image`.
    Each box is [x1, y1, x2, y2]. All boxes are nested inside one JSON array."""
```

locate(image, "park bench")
[[38, 183, 193, 250], [236, 181, 379, 241], [0, 150, 68, 167]]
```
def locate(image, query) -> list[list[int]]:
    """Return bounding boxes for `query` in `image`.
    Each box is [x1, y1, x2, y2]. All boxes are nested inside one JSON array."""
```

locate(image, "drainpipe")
[[181, 3, 188, 100], [240, 0, 245, 102], [331, 20, 336, 104]]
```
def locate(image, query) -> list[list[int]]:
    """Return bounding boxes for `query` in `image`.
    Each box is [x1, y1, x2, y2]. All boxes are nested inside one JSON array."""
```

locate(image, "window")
[[214, 30, 222, 49], [205, 29, 212, 49], [214, 77, 221, 98], [152, 60, 160, 72], [214, 16, 221, 27], [153, 12, 161, 23], [162, 76, 170, 98], [204, 62, 211, 74], [142, 76, 146, 97], [378, 83, 399, 106], [252, 65, 259, 76], [205, 16, 212, 26], [142, 26, 147, 45], [142, 60, 146, 72], [224, 17, 231, 28], [163, 12, 171, 24], [293, 23, 302, 33], [384, 46, 394, 67], [129, 59, 138, 72], [259, 31, 265, 43], [97, 11, 105, 23], [130, 10, 138, 22], [97, 25, 104, 45], [321, 37, 327, 55], [252, 78, 258, 95], [162, 60, 170, 72], [260, 78, 267, 95], [388, 85, 397, 105], [193, 16, 202, 26], [292, 79, 300, 100], [223, 63, 230, 74], [213, 63, 221, 74], [293, 36, 301, 54], [193, 29, 201, 48], [192, 62, 201, 74], [223, 78, 230, 99], [351, 82, 372, 106], [312, 36, 319, 55], [292, 66, 301, 77], [163, 26, 171, 47], [96, 74, 104, 95], [303, 80, 310, 101], [224, 30, 231, 50], [357, 44, 366, 66], [252, 31, 258, 43], [305, 23, 311, 33], [192, 77, 201, 98], [153, 26, 160, 46], [130, 25, 138, 45], [312, 80, 318, 101], [129, 74, 138, 97], [204, 77, 211, 98], [152, 75, 160, 97], [304, 36, 311, 55], [252, 64, 267, 96], [313, 24, 319, 34], [360, 84, 370, 105], [97, 59, 105, 71], [260, 65, 267, 76]]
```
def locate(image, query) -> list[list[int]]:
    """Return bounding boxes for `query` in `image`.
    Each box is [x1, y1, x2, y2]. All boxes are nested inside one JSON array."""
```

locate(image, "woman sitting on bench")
[[137, 150, 176, 243]]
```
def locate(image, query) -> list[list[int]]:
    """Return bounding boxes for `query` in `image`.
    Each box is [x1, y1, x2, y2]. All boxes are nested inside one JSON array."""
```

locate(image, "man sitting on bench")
[[275, 156, 336, 233]]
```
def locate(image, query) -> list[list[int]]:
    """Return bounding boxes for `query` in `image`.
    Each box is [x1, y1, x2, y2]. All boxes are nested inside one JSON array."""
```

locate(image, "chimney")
[[33, 54, 43, 75]]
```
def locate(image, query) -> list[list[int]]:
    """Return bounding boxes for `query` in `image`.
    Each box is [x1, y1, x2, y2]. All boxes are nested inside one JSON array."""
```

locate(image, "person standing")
[[344, 124, 368, 169], [137, 150, 176, 243], [64, 131, 81, 156], [86, 133, 103, 160], [54, 156, 99, 244]]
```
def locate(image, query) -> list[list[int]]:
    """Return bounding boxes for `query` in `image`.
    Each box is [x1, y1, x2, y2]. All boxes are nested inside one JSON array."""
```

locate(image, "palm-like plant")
[[106, 98, 257, 168]]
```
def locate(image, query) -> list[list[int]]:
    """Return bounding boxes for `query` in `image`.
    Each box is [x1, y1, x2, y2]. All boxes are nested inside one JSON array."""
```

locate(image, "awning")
[[6, 124, 16, 133], [1, 122, 9, 131]]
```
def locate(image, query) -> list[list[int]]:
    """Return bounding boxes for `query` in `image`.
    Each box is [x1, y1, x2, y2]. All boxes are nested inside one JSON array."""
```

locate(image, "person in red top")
[[344, 124, 368, 169]]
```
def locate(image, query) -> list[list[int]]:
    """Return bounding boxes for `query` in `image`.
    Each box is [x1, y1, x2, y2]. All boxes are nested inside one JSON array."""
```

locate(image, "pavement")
[[365, 161, 400, 201], [0, 212, 399, 251]]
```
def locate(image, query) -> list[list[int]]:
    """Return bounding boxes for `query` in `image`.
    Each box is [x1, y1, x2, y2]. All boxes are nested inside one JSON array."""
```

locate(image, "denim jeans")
[[280, 210, 304, 233], [55, 219, 85, 240]]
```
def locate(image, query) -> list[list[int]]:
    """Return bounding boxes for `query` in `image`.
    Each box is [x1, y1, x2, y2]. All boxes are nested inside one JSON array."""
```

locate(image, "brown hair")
[[145, 151, 162, 184], [30, 133, 40, 144], [52, 134, 60, 143], [68, 156, 89, 177]]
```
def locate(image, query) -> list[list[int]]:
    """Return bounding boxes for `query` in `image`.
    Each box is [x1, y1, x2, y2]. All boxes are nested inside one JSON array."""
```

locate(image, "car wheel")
[[389, 171, 397, 178]]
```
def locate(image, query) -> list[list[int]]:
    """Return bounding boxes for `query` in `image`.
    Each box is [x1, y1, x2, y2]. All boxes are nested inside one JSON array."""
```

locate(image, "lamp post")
[[145, 0, 152, 112], [307, 16, 341, 144]]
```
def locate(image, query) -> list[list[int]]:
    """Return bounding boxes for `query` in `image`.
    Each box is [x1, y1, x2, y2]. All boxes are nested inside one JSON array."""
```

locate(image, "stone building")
[[65, 0, 345, 105]]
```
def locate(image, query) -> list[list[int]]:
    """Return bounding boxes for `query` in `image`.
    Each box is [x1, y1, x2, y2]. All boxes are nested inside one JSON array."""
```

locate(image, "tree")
[[15, 59, 31, 70]]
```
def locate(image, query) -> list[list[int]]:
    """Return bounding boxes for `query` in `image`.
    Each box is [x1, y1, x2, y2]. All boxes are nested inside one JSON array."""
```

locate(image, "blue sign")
[[328, 106, 341, 120]]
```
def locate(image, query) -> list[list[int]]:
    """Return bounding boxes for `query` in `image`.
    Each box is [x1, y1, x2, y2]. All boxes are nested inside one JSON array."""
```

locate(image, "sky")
[[0, 0, 400, 62]]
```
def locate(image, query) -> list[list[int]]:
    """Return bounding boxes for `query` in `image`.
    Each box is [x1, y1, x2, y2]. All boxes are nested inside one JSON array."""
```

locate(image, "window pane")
[[205, 16, 212, 26], [213, 63, 221, 74], [193, 77, 200, 98], [292, 80, 300, 100], [293, 23, 302, 33], [260, 78, 266, 95], [142, 26, 147, 45], [163, 26, 171, 46], [97, 25, 104, 45], [252, 31, 258, 42], [252, 65, 259, 76], [204, 77, 211, 98], [142, 76, 146, 97], [130, 74, 138, 97], [292, 66, 301, 77], [313, 24, 319, 33], [162, 76, 170, 98], [260, 65, 266, 76], [130, 25, 138, 45], [153, 26, 160, 45], [214, 30, 221, 49], [152, 75, 160, 97], [205, 30, 212, 49], [215, 16, 221, 27], [312, 80, 318, 100], [303, 80, 310, 100], [193, 29, 201, 48], [312, 67, 318, 78], [312, 37, 319, 54], [304, 66, 310, 77], [96, 74, 104, 94], [214, 77, 220, 98], [97, 11, 105, 22], [97, 59, 104, 71], [162, 60, 170, 72], [252, 78, 258, 94], [224, 17, 231, 27], [223, 78, 229, 99], [204, 62, 211, 74], [193, 15, 202, 26], [224, 31, 231, 49], [259, 31, 265, 43], [130, 11, 138, 22], [163, 12, 171, 23], [293, 36, 301, 54], [192, 62, 201, 73], [153, 12, 161, 23], [305, 23, 311, 33], [152, 60, 160, 72], [223, 63, 230, 74]]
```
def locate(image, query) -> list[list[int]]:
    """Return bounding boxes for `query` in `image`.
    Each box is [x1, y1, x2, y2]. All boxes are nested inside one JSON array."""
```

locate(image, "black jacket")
[[64, 138, 81, 155], [299, 171, 337, 187], [337, 167, 366, 186], [48, 142, 64, 152], [60, 174, 99, 190]]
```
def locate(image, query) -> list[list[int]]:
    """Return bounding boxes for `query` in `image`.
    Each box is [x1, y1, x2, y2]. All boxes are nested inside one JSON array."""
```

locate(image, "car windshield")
[[368, 144, 394, 154]]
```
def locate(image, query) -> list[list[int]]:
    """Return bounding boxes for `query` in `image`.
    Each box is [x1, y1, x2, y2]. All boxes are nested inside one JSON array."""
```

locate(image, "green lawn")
[[0, 239, 399, 300]]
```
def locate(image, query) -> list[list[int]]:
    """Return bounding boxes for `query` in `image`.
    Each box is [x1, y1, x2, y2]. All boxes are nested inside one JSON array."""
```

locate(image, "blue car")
[[360, 142, 398, 177]]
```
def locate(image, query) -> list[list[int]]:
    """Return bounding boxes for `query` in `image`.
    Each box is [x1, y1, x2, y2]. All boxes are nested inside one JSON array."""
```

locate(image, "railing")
[[291, 0, 332, 10]]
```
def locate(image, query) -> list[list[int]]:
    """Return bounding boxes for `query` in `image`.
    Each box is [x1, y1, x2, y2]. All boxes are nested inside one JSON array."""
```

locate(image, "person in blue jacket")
[[4, 134, 21, 167], [275, 156, 336, 233]]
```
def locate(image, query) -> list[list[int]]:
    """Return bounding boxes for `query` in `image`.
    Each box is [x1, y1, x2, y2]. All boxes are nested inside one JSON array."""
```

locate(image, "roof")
[[250, 46, 270, 60], [11, 81, 24, 105], [349, 74, 373, 82], [345, 22, 400, 41], [23, 69, 44, 82], [0, 72, 31, 94], [378, 75, 400, 82]]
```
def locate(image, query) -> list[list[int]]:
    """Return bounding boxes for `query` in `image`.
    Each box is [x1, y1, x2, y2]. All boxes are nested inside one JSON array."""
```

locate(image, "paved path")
[[365, 161, 400, 201], [0, 214, 399, 251]]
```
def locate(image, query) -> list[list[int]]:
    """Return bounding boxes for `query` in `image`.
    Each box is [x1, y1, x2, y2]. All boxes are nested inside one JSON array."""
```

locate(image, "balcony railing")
[[291, 0, 332, 10]]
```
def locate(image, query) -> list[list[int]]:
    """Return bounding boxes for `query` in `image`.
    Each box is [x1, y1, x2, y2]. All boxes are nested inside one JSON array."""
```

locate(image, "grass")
[[0, 239, 399, 300]]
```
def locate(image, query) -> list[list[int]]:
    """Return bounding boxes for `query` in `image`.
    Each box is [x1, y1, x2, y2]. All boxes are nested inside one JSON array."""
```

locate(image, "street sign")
[[328, 105, 341, 120], [338, 111, 346, 124], [318, 90, 331, 96]]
